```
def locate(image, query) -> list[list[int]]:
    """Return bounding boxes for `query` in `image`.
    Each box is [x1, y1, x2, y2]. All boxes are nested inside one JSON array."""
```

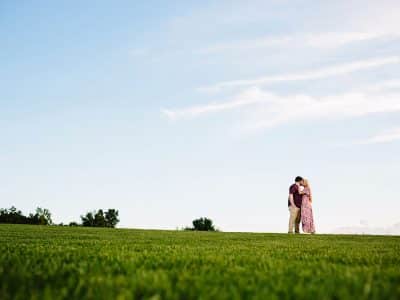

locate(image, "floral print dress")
[[301, 187, 315, 233]]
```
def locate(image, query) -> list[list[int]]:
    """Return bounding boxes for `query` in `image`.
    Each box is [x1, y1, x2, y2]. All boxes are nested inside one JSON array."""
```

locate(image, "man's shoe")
[[288, 232, 294, 234]]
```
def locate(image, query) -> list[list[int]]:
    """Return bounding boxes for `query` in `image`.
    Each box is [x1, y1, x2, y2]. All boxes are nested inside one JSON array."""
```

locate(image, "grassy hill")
[[0, 224, 399, 299]]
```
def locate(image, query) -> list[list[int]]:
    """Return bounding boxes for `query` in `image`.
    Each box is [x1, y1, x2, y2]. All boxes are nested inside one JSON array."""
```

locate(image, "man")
[[288, 176, 304, 234]]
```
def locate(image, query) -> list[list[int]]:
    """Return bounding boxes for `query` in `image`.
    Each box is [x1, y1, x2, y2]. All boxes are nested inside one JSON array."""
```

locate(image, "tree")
[[191, 217, 216, 231], [80, 209, 119, 228], [81, 211, 95, 227], [94, 209, 104, 227], [105, 209, 119, 228], [32, 207, 53, 225]]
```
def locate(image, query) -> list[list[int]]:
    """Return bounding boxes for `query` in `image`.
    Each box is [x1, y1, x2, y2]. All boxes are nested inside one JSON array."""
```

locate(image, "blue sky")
[[1, 0, 400, 233]]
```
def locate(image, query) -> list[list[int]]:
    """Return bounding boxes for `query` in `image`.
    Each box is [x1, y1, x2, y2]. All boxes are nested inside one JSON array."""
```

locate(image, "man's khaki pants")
[[288, 206, 301, 233]]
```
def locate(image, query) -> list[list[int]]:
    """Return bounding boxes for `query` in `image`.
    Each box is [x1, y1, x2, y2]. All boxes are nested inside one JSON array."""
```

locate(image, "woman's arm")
[[307, 188, 312, 202], [301, 188, 311, 197]]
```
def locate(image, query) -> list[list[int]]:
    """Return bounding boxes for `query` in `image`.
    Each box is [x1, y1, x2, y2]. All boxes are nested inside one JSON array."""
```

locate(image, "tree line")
[[0, 207, 53, 225], [1, 206, 218, 231], [0, 207, 119, 228]]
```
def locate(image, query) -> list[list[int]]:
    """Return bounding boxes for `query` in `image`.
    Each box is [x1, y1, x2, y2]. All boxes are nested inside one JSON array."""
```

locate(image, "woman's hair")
[[303, 179, 312, 202]]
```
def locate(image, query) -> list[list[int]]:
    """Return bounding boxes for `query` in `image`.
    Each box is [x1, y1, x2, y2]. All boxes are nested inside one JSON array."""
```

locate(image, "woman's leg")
[[301, 201, 312, 233]]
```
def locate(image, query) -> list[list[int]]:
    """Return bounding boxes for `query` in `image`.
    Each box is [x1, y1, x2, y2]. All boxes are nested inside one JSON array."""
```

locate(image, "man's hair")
[[295, 176, 303, 182]]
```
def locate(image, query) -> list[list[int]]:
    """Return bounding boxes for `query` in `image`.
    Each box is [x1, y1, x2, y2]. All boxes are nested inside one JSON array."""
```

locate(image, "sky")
[[1, 0, 400, 234]]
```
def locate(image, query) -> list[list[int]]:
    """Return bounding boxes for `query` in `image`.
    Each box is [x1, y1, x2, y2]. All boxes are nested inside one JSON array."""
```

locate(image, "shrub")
[[188, 217, 216, 231]]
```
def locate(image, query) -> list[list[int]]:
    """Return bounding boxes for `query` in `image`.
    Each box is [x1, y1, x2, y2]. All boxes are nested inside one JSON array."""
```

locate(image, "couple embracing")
[[288, 176, 315, 234]]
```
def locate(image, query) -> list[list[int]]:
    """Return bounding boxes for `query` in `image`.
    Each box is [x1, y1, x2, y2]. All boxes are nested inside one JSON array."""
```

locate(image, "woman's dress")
[[301, 187, 315, 233]]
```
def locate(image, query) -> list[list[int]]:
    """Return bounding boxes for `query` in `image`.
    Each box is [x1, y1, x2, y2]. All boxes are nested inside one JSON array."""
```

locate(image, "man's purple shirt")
[[288, 184, 302, 208]]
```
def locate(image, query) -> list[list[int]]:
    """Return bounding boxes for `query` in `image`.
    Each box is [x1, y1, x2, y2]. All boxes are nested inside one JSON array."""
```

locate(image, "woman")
[[300, 179, 315, 234]]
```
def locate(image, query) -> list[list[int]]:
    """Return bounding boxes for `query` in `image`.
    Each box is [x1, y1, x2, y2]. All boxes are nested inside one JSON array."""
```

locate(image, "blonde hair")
[[303, 179, 312, 202]]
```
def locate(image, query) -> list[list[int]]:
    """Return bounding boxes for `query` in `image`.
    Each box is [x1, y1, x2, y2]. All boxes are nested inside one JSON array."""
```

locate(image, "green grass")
[[0, 225, 399, 300]]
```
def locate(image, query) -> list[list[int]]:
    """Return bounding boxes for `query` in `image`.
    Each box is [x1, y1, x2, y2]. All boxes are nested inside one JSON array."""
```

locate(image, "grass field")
[[0, 225, 399, 299]]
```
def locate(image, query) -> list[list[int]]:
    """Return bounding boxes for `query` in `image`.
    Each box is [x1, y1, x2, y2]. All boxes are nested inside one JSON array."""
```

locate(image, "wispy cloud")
[[363, 79, 400, 92], [162, 86, 400, 131], [357, 128, 400, 144], [244, 90, 400, 131], [304, 31, 397, 48], [199, 56, 400, 92], [161, 88, 267, 120], [198, 31, 399, 54], [197, 35, 293, 54]]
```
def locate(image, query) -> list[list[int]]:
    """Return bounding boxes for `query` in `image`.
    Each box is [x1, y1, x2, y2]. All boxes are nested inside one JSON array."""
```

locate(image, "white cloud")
[[357, 128, 400, 144], [246, 90, 400, 131], [161, 88, 267, 120], [304, 31, 389, 48], [363, 79, 400, 92], [197, 36, 293, 54], [162, 86, 400, 131], [198, 31, 399, 55], [200, 56, 400, 92]]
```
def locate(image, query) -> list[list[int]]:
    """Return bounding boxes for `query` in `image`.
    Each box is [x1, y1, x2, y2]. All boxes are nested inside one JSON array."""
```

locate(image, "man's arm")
[[289, 193, 295, 207], [289, 185, 297, 207]]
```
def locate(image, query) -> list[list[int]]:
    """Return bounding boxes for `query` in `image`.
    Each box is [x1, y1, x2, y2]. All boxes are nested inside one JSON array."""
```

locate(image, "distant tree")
[[69, 222, 79, 227], [105, 209, 119, 228], [0, 206, 52, 225], [0, 206, 26, 224], [81, 211, 95, 227], [81, 209, 119, 228], [32, 207, 53, 225], [190, 217, 216, 231], [94, 209, 106, 227]]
